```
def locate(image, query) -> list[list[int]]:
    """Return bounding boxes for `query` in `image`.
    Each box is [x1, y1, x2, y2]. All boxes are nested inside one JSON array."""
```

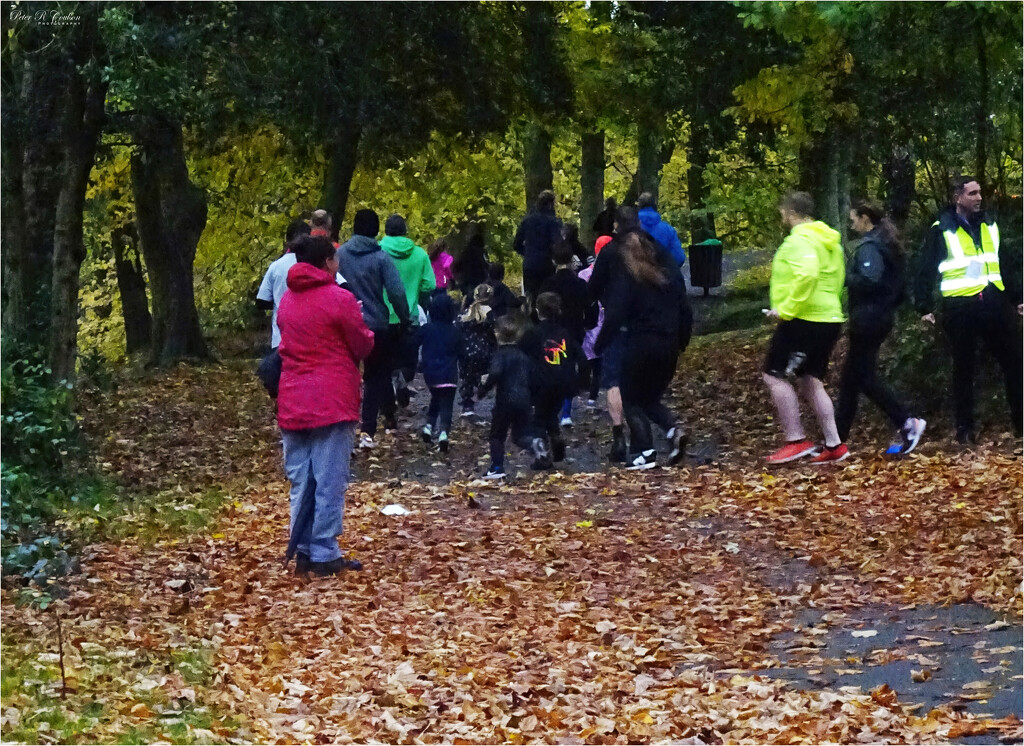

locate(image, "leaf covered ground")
[[2, 329, 1022, 744]]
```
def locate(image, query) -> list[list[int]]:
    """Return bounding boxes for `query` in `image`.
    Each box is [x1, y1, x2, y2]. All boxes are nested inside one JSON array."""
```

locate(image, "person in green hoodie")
[[381, 214, 437, 407], [762, 191, 848, 465]]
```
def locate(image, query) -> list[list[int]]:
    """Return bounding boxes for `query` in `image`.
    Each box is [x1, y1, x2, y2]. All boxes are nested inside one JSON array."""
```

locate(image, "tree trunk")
[[579, 129, 604, 248], [1, 58, 28, 341], [112, 223, 152, 354], [49, 52, 107, 382], [798, 127, 841, 230], [884, 144, 915, 230], [625, 119, 674, 206], [686, 121, 716, 243], [321, 118, 361, 239], [13, 34, 67, 341], [974, 24, 988, 192], [131, 114, 210, 366], [523, 122, 553, 210]]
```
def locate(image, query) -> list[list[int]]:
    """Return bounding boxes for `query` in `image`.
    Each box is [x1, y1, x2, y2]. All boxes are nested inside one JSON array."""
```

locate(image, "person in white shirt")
[[257, 220, 311, 349]]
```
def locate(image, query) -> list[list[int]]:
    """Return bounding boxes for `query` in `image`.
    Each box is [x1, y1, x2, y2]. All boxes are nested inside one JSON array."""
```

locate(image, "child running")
[[520, 292, 583, 464], [579, 235, 612, 405], [540, 242, 592, 427], [419, 292, 461, 452], [478, 316, 551, 478], [457, 283, 497, 418]]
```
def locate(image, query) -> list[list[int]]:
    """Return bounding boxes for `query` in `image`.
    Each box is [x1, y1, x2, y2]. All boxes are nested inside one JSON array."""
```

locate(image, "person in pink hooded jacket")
[[428, 237, 454, 292], [277, 235, 374, 577]]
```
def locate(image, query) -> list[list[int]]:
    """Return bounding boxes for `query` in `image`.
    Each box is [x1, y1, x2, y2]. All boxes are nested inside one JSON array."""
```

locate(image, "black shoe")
[[383, 415, 398, 432], [552, 438, 566, 463], [608, 432, 627, 464], [396, 387, 411, 408], [311, 557, 363, 576], [530, 437, 552, 470], [438, 431, 449, 453], [294, 552, 311, 576], [667, 427, 688, 466], [956, 427, 977, 445]]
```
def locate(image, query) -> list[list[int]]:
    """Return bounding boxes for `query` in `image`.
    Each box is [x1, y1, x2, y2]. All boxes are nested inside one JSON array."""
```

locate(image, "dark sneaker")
[[484, 465, 506, 479], [667, 427, 688, 466], [421, 424, 433, 443], [396, 387, 411, 408], [956, 427, 977, 445], [608, 432, 627, 464], [311, 557, 363, 576], [438, 431, 449, 453], [531, 438, 553, 470], [809, 443, 849, 464], [552, 438, 566, 463], [627, 449, 657, 470], [383, 415, 398, 432], [294, 552, 311, 576]]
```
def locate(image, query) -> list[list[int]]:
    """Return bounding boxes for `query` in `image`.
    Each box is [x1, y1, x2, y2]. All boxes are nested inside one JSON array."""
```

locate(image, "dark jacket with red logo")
[[519, 318, 583, 397]]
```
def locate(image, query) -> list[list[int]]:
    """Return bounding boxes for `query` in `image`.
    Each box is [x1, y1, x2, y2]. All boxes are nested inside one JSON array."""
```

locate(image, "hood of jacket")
[[286, 262, 335, 292], [638, 208, 663, 232], [341, 234, 381, 255], [790, 220, 842, 252], [428, 291, 457, 324], [380, 235, 419, 259]]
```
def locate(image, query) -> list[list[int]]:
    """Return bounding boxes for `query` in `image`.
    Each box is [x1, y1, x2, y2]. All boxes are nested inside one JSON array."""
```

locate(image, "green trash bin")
[[689, 238, 723, 296]]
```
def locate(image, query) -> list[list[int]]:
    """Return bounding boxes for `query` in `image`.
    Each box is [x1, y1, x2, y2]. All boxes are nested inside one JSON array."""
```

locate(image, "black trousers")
[[941, 292, 1023, 433], [834, 322, 910, 442], [523, 264, 554, 302], [620, 338, 678, 453], [489, 405, 534, 468], [426, 387, 456, 434], [361, 325, 401, 436], [532, 387, 566, 451]]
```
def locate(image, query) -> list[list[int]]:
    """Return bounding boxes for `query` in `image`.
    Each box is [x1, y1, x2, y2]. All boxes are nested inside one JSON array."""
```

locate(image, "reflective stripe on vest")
[[938, 221, 1003, 297]]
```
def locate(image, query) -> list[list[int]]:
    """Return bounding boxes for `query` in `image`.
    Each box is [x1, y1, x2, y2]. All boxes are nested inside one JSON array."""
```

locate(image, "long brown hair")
[[623, 232, 668, 287], [852, 199, 902, 256]]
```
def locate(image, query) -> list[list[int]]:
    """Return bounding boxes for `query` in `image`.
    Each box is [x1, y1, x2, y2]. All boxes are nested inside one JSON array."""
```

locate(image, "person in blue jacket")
[[419, 292, 461, 453], [637, 192, 686, 268]]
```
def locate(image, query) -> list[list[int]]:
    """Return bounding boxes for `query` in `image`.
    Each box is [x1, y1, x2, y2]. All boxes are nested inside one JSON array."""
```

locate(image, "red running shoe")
[[765, 439, 817, 464], [810, 443, 849, 464]]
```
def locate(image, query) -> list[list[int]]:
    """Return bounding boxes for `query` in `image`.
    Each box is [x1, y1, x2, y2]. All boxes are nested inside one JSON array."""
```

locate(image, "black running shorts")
[[763, 319, 842, 380]]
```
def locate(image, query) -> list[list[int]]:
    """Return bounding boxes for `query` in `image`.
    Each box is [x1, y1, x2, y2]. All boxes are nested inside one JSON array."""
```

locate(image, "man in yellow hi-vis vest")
[[914, 175, 1022, 443]]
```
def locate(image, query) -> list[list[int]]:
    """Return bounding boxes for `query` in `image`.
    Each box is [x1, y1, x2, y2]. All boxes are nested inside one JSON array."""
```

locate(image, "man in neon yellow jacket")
[[762, 191, 848, 465]]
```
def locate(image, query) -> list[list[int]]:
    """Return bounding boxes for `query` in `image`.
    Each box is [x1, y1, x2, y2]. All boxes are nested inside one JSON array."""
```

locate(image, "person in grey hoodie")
[[336, 209, 413, 448]]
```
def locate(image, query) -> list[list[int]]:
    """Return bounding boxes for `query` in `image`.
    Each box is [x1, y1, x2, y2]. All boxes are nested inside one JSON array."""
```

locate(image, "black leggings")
[[489, 406, 534, 468], [834, 323, 909, 442], [587, 358, 602, 401], [426, 387, 456, 434], [620, 338, 678, 454]]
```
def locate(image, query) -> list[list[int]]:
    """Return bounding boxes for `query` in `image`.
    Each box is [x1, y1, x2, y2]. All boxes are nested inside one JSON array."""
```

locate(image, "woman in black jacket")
[[597, 230, 689, 470], [835, 200, 925, 454]]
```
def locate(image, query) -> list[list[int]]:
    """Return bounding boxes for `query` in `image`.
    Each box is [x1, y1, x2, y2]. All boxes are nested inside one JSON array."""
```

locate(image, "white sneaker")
[[900, 418, 926, 454], [560, 416, 573, 428], [359, 433, 375, 449], [460, 408, 476, 419], [586, 399, 597, 407], [627, 450, 657, 470]]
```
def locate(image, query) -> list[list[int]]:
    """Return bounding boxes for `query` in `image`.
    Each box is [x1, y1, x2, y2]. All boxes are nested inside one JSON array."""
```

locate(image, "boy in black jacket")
[[519, 292, 583, 463], [477, 316, 551, 478]]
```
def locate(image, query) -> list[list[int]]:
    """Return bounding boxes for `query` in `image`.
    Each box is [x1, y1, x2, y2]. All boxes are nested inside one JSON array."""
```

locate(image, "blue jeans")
[[281, 421, 357, 563]]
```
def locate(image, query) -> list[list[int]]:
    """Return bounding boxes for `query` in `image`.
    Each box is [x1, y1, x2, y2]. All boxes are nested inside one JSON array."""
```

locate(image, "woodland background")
[[2, 0, 1022, 603]]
